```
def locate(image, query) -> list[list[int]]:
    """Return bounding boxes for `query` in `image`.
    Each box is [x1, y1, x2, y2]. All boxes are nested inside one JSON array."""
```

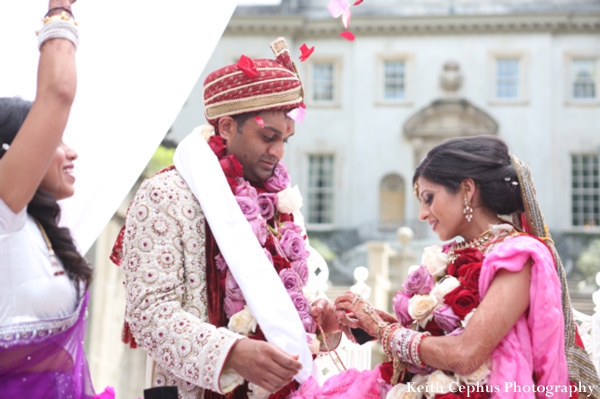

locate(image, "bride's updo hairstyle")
[[413, 135, 524, 216]]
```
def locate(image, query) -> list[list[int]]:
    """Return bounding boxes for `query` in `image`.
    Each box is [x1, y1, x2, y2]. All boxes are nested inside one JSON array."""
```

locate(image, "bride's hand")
[[334, 292, 387, 338]]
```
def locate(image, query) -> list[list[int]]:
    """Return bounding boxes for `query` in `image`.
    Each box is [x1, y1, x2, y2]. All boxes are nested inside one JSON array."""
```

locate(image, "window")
[[572, 154, 600, 228], [572, 59, 597, 99], [312, 63, 334, 102], [496, 59, 520, 99], [307, 155, 335, 225], [383, 61, 406, 100]]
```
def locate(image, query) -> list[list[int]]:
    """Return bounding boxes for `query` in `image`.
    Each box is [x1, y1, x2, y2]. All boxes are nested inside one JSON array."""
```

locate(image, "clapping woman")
[[0, 0, 95, 397]]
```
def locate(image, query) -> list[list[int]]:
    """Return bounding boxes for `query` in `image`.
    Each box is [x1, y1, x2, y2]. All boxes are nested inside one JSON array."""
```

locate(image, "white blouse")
[[0, 198, 77, 327]]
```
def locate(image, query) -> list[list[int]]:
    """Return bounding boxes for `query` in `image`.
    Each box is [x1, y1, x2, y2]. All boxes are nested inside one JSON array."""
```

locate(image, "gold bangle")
[[41, 12, 78, 26]]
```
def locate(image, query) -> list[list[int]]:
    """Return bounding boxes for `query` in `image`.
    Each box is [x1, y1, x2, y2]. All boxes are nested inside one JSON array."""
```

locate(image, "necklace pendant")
[[48, 250, 65, 276]]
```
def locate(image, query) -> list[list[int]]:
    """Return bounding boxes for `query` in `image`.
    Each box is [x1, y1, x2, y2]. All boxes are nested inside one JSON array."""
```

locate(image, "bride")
[[301, 136, 598, 399]]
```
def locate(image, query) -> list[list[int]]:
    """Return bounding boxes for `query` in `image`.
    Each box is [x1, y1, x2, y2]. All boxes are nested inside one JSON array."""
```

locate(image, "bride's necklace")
[[34, 219, 66, 277], [448, 229, 494, 263]]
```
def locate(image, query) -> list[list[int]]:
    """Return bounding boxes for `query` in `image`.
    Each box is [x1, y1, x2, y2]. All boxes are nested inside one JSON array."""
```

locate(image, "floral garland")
[[383, 227, 516, 399], [206, 133, 320, 351]]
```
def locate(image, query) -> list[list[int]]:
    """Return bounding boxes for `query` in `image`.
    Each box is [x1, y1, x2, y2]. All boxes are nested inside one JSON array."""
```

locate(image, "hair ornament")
[[2, 143, 9, 151], [504, 177, 511, 181]]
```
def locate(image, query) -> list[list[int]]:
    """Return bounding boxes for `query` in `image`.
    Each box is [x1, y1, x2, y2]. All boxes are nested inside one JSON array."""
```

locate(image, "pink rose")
[[432, 304, 461, 333], [279, 230, 309, 262], [401, 265, 434, 295], [215, 253, 228, 272], [224, 297, 245, 319], [250, 218, 268, 246], [280, 269, 303, 293], [290, 292, 310, 318], [291, 260, 309, 285], [280, 221, 303, 236], [257, 193, 277, 221], [236, 196, 260, 221], [392, 291, 413, 326], [233, 181, 258, 201], [225, 271, 244, 301], [263, 162, 291, 192], [302, 316, 317, 334], [263, 248, 274, 265]]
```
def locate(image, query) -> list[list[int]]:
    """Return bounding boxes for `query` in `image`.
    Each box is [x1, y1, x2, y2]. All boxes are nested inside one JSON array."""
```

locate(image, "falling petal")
[[327, 0, 349, 18], [287, 107, 306, 124], [298, 43, 315, 62], [339, 31, 355, 41], [353, 0, 363, 5], [236, 54, 259, 79], [92, 387, 116, 399], [342, 7, 352, 29], [254, 116, 265, 128]]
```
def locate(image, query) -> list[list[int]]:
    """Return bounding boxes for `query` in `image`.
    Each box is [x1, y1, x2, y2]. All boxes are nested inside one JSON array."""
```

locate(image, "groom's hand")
[[310, 298, 340, 333], [225, 339, 302, 393]]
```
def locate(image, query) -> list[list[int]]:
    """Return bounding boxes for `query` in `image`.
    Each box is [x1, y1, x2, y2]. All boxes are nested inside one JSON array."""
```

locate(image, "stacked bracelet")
[[37, 11, 79, 51], [386, 327, 430, 367]]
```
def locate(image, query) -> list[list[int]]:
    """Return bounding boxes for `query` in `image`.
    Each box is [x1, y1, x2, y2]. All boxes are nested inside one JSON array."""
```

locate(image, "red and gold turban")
[[203, 37, 304, 126]]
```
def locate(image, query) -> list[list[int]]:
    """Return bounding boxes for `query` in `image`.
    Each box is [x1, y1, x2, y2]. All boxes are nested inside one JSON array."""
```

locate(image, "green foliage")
[[577, 239, 600, 284], [308, 236, 337, 262], [144, 145, 175, 177]]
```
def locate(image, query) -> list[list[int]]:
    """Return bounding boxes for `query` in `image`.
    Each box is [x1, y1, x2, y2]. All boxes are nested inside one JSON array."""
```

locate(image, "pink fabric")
[[291, 366, 382, 399], [479, 235, 569, 399]]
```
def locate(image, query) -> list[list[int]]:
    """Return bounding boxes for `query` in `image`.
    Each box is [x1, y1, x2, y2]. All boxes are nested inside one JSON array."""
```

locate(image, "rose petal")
[[299, 44, 315, 62], [340, 31, 355, 41], [342, 7, 352, 29], [254, 115, 264, 128], [327, 0, 349, 18], [287, 107, 306, 123], [236, 54, 258, 79], [353, 0, 363, 5]]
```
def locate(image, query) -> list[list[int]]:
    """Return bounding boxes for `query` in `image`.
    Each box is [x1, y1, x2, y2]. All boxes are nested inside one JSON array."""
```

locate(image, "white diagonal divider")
[[1, 0, 237, 253]]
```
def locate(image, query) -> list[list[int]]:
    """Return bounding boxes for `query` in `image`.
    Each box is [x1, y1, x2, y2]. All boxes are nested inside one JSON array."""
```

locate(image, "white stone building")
[[166, 0, 600, 282]]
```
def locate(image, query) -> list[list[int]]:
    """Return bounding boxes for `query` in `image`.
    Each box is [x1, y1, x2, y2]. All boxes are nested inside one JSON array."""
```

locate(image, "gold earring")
[[413, 182, 419, 199], [463, 188, 473, 222]]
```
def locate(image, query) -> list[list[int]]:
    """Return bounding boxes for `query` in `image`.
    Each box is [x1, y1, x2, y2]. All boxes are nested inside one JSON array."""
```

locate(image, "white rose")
[[277, 185, 303, 214], [457, 360, 491, 386], [430, 276, 461, 304], [248, 382, 270, 399], [426, 370, 458, 397], [409, 374, 428, 398], [461, 308, 476, 328], [408, 295, 437, 325], [386, 383, 421, 399], [195, 124, 215, 141], [421, 245, 448, 277], [227, 306, 257, 336], [307, 333, 321, 355]]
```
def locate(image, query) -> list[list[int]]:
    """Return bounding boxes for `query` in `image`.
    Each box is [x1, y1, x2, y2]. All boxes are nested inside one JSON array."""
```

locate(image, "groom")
[[111, 37, 340, 399]]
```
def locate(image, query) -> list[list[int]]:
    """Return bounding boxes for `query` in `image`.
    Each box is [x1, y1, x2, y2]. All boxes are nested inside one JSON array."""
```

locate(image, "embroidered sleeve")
[[121, 171, 244, 394]]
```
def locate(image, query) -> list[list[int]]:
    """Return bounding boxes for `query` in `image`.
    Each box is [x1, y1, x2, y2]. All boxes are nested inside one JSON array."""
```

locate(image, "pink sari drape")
[[479, 235, 569, 398]]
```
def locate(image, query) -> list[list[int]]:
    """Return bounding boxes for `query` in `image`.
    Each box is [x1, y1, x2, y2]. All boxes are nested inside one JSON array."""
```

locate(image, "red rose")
[[237, 54, 259, 79], [271, 254, 290, 274], [219, 154, 244, 180], [269, 380, 299, 399], [424, 318, 445, 336], [459, 389, 488, 399], [444, 286, 479, 319], [379, 361, 393, 384], [279, 212, 294, 223], [436, 393, 461, 399], [458, 262, 482, 291], [208, 135, 227, 158], [448, 248, 483, 277]]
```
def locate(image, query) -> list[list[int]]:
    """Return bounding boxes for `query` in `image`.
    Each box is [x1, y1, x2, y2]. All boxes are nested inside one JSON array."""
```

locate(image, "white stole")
[[173, 128, 312, 383]]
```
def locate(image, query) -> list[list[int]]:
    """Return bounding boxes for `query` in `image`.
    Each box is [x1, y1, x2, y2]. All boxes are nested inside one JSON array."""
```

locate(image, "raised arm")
[[0, 0, 77, 213]]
